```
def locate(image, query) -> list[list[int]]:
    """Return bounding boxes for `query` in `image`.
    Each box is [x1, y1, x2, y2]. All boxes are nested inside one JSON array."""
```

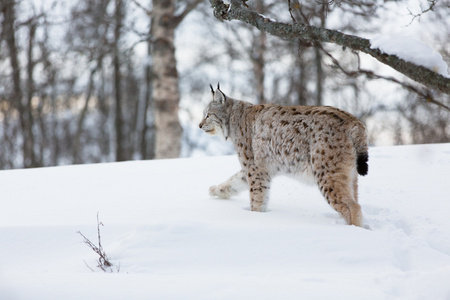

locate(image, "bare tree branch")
[[407, 0, 438, 25], [318, 45, 450, 111], [174, 0, 203, 26], [287, 0, 298, 24], [129, 0, 152, 16], [209, 0, 450, 98]]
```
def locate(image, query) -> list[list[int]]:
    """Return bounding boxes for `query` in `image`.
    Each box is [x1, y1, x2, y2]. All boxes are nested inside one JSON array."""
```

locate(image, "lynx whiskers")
[[199, 84, 368, 227]]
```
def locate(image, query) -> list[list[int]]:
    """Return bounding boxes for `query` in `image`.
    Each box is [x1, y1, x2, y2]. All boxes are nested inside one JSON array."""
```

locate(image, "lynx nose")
[[199, 121, 204, 129]]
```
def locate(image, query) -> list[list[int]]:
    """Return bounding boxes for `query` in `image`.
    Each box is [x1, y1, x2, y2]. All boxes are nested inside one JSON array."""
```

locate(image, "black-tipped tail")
[[357, 152, 369, 176]]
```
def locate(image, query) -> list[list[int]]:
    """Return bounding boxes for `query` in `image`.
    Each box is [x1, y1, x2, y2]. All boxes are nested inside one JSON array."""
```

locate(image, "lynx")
[[199, 84, 369, 227]]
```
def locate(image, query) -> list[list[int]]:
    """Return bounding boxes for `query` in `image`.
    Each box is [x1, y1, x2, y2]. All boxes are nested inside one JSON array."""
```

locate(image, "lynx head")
[[199, 83, 230, 140]]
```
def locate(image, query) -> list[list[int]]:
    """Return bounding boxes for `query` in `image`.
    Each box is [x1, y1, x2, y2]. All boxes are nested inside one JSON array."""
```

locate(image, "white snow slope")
[[1, 143, 450, 300]]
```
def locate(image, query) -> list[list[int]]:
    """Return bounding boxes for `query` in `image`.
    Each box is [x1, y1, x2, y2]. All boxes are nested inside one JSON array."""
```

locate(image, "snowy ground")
[[1, 143, 450, 299]]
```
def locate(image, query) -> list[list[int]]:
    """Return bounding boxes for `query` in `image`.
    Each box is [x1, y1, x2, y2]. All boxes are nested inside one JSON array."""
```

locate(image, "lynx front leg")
[[248, 165, 271, 212], [210, 169, 248, 199]]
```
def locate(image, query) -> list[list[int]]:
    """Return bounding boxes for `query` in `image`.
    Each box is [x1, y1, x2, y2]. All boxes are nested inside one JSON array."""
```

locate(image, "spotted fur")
[[199, 85, 369, 227]]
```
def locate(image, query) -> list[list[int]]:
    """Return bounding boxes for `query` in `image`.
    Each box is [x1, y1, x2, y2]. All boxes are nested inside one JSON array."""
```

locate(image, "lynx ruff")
[[199, 84, 369, 227]]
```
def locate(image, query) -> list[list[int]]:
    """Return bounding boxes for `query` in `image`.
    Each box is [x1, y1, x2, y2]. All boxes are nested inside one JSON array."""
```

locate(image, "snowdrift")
[[1, 143, 450, 299]]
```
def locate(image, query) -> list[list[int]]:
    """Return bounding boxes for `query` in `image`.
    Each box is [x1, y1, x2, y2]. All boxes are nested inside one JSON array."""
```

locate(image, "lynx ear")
[[215, 83, 226, 104], [214, 89, 226, 104]]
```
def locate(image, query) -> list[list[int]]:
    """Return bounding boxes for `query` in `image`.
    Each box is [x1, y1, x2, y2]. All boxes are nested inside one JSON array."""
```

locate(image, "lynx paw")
[[209, 185, 232, 199], [250, 203, 268, 212]]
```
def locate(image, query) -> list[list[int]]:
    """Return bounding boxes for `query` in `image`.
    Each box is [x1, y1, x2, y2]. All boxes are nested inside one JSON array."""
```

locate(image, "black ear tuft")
[[209, 84, 214, 94], [217, 82, 220, 90]]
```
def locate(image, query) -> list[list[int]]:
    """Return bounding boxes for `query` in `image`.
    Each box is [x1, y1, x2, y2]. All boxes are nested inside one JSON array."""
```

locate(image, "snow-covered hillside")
[[1, 143, 450, 299]]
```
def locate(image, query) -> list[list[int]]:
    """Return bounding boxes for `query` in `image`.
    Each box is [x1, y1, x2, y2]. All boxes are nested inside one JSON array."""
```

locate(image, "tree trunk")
[[140, 31, 155, 160], [252, 1, 266, 104], [25, 20, 40, 167], [151, 0, 183, 159], [314, 45, 323, 106], [297, 55, 308, 106], [72, 64, 98, 164], [2, 0, 38, 168], [314, 6, 326, 106], [253, 30, 266, 104], [114, 0, 126, 161]]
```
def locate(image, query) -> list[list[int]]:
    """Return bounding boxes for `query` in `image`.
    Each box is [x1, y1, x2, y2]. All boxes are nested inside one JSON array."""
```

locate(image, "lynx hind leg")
[[248, 165, 271, 212], [210, 170, 248, 199], [352, 175, 359, 203], [318, 172, 363, 227]]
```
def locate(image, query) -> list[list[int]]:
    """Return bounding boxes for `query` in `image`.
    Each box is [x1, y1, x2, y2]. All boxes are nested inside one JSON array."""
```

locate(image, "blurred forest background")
[[0, 0, 449, 169]]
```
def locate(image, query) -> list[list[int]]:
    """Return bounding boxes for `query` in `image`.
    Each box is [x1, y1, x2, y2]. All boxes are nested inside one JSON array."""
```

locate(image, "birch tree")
[[151, 0, 202, 159]]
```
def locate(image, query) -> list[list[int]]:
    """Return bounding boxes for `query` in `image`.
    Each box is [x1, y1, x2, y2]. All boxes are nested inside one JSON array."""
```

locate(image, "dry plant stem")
[[83, 260, 95, 272], [77, 212, 113, 272]]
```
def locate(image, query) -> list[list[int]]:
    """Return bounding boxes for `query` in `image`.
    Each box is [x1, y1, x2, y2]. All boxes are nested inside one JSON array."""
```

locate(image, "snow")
[[1, 143, 450, 299], [370, 34, 449, 77], [258, 13, 277, 23]]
